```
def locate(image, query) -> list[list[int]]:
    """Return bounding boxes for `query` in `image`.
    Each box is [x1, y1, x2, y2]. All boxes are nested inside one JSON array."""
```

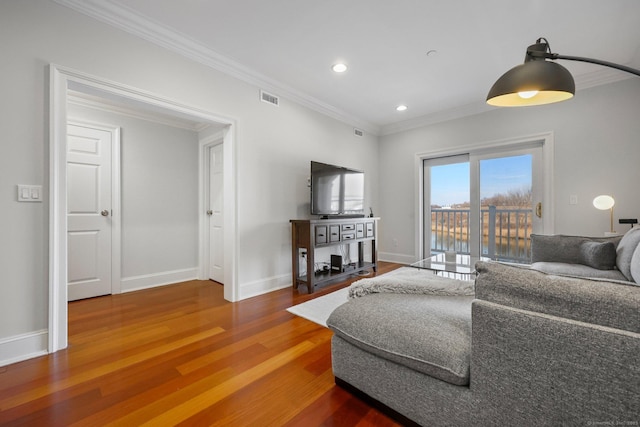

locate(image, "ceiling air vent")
[[354, 128, 364, 137], [260, 90, 279, 106]]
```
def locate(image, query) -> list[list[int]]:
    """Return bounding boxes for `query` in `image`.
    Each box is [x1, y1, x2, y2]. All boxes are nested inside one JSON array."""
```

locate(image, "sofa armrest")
[[474, 261, 640, 333], [471, 299, 640, 425]]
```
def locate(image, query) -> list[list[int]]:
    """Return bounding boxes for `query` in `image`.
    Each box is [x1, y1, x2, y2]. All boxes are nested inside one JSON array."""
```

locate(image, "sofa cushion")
[[630, 244, 640, 283], [616, 227, 640, 282], [327, 293, 473, 386], [531, 262, 628, 281]]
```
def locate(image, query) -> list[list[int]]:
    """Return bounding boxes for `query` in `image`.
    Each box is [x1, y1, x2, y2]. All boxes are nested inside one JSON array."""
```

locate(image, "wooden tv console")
[[290, 217, 379, 293]]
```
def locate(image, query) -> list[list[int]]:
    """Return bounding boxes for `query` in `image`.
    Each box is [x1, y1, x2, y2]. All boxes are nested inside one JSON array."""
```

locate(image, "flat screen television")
[[310, 161, 365, 217]]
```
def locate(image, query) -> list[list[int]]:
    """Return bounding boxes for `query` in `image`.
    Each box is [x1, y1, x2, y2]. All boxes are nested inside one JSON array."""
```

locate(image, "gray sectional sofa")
[[327, 228, 640, 426]]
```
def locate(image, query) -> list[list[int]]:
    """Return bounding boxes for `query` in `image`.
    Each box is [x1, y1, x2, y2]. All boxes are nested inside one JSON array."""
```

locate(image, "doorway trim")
[[414, 131, 555, 261], [49, 64, 238, 353]]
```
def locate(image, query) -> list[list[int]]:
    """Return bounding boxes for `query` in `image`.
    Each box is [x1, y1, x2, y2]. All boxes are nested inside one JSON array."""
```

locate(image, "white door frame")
[[49, 64, 238, 353], [414, 132, 555, 261]]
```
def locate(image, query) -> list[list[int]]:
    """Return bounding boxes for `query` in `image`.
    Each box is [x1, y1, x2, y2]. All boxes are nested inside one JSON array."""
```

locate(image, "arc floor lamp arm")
[[529, 50, 640, 76]]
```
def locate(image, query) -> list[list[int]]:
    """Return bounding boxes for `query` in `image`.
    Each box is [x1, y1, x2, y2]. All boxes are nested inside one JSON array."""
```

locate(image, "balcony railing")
[[431, 206, 532, 263]]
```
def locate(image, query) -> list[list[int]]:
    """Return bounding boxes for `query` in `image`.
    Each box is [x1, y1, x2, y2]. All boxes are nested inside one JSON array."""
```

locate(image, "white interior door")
[[208, 143, 224, 283], [67, 123, 113, 301]]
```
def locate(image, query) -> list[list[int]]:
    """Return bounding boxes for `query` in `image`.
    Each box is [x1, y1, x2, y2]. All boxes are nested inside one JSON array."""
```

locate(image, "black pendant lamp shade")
[[486, 38, 640, 107]]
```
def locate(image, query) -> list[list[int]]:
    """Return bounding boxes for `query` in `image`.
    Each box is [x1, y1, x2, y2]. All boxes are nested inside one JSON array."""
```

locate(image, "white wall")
[[378, 78, 640, 262], [0, 0, 378, 364], [4, 0, 634, 367], [236, 106, 379, 296], [67, 103, 200, 287]]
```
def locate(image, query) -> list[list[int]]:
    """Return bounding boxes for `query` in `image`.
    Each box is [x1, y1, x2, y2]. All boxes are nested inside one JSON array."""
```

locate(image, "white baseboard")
[[378, 251, 415, 265], [0, 330, 48, 367], [239, 273, 291, 300], [121, 268, 199, 293]]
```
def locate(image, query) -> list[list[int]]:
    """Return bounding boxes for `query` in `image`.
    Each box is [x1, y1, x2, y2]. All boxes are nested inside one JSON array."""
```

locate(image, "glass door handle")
[[536, 202, 542, 218]]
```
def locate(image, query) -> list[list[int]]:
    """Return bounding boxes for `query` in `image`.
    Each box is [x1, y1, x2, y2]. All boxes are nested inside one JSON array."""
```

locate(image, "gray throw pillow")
[[531, 234, 581, 264], [579, 241, 617, 270], [530, 234, 621, 264], [616, 227, 640, 281], [630, 245, 640, 283]]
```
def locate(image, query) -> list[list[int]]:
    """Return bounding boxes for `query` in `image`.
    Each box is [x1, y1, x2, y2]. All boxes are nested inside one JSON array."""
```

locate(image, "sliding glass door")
[[423, 145, 543, 263], [424, 154, 470, 255], [477, 151, 540, 262]]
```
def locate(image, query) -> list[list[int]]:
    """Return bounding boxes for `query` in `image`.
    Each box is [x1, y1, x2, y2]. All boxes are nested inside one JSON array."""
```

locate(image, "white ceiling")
[[55, 0, 640, 135]]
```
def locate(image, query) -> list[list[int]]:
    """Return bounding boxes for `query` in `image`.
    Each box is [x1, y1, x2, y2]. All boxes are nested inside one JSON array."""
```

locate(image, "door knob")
[[207, 210, 213, 216], [101, 210, 109, 217]]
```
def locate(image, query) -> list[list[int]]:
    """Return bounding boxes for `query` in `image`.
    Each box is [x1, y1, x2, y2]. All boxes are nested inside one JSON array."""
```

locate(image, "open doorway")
[[49, 64, 237, 353]]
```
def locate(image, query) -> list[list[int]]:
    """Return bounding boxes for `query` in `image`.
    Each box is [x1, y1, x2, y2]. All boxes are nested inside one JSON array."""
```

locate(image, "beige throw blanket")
[[348, 267, 475, 299]]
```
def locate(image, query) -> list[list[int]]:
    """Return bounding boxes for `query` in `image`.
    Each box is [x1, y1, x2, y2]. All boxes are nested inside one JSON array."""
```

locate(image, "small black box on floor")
[[331, 254, 343, 272]]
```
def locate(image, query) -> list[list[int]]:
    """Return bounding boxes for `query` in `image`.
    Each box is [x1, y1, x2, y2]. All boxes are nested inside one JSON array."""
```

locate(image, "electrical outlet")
[[569, 195, 578, 205], [392, 238, 398, 248]]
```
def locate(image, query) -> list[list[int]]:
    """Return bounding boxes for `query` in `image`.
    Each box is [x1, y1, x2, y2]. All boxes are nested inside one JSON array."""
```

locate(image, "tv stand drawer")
[[315, 225, 327, 244], [329, 225, 341, 242], [366, 222, 375, 237]]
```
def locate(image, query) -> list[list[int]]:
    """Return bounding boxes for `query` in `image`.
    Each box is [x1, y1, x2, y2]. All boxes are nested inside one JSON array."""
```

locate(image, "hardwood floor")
[[0, 262, 403, 426]]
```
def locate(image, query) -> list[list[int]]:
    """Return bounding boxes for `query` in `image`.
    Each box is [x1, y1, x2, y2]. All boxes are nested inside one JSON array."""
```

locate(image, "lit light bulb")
[[332, 63, 347, 73], [518, 90, 539, 99]]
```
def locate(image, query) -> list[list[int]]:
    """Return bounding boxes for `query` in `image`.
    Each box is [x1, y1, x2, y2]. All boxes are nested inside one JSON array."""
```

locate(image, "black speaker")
[[619, 218, 638, 224], [331, 254, 343, 272]]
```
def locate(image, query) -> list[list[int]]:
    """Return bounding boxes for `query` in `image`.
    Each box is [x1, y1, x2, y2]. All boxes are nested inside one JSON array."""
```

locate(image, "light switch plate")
[[17, 185, 43, 202]]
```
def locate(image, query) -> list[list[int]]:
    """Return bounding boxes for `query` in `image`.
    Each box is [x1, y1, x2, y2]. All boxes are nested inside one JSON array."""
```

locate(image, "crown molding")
[[380, 101, 493, 136], [573, 67, 635, 91], [52, 0, 380, 135], [52, 0, 635, 138], [380, 68, 635, 136]]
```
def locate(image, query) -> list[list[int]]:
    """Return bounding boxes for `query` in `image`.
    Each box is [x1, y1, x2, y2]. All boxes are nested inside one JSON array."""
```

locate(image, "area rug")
[[286, 287, 349, 327], [286, 267, 475, 327]]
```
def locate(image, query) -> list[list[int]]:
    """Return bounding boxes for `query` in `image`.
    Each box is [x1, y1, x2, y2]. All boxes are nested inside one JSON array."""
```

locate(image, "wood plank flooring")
[[0, 262, 403, 426]]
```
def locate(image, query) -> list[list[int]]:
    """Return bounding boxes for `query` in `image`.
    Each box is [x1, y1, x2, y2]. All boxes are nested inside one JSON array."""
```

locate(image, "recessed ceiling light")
[[396, 105, 408, 112], [332, 63, 348, 73], [426, 49, 438, 57]]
